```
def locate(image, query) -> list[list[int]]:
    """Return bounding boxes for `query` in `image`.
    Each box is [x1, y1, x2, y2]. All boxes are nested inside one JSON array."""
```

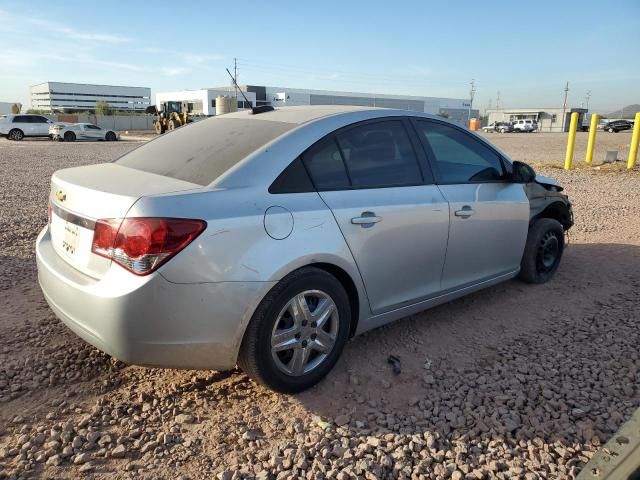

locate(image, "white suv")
[[512, 119, 538, 133], [0, 114, 54, 141]]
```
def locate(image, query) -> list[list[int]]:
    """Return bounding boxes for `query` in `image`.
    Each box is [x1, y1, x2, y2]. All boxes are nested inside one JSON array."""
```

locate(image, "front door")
[[302, 118, 450, 314], [412, 119, 530, 290]]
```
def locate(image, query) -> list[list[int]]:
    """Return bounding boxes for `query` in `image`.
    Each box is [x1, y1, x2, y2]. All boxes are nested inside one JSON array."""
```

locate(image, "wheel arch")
[[532, 201, 573, 230], [306, 262, 361, 337]]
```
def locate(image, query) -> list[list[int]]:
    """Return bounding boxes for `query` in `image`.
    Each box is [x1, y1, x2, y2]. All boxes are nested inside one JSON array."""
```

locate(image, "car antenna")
[[225, 68, 274, 115]]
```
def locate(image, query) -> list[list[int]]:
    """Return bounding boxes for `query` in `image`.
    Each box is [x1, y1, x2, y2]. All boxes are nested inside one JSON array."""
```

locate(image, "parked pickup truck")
[[482, 121, 513, 133]]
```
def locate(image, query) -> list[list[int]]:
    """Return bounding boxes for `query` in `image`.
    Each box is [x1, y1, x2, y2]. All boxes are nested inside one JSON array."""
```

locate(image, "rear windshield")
[[116, 116, 295, 186]]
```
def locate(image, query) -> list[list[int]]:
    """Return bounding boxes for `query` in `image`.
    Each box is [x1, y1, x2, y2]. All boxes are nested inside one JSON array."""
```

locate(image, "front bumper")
[[36, 226, 274, 370]]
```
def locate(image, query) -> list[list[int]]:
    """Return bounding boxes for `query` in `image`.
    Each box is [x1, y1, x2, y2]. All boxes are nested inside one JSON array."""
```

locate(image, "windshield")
[[116, 116, 295, 186]]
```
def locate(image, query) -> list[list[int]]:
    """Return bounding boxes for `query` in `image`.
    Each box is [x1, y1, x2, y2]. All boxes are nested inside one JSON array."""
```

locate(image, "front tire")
[[105, 131, 117, 141], [238, 267, 351, 393], [519, 218, 565, 284], [64, 131, 76, 142], [8, 129, 24, 141]]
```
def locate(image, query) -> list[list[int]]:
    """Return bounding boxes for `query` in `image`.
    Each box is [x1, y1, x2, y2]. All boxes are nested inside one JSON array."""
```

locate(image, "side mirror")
[[512, 161, 536, 183]]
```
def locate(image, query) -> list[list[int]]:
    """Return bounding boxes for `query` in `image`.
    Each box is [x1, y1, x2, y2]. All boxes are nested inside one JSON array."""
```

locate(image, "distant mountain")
[[605, 104, 640, 118]]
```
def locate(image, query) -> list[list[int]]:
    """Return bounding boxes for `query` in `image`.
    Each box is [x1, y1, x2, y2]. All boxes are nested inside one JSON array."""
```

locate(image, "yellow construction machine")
[[146, 101, 191, 134]]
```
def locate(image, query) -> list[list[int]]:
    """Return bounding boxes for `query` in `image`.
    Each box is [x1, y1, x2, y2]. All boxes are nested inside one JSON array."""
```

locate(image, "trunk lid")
[[49, 163, 201, 279]]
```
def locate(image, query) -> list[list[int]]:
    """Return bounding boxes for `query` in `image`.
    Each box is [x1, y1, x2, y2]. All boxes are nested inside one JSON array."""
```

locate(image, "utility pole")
[[496, 90, 501, 110], [468, 78, 476, 121], [561, 81, 569, 132], [585, 90, 591, 111], [233, 57, 238, 103]]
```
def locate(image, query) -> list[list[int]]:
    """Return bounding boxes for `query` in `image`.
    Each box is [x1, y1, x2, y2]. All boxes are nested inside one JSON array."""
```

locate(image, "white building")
[[155, 85, 478, 122], [486, 107, 589, 132], [30, 82, 151, 113]]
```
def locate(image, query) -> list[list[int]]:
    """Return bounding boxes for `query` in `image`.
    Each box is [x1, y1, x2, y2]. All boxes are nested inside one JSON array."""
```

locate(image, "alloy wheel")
[[270, 290, 339, 376]]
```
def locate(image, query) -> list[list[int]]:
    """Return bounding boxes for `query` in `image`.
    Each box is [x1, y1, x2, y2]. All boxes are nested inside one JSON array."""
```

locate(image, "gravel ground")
[[0, 137, 639, 480], [478, 131, 635, 167]]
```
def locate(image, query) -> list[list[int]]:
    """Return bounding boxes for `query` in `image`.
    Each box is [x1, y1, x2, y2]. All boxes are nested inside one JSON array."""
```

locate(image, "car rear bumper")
[[36, 226, 274, 370]]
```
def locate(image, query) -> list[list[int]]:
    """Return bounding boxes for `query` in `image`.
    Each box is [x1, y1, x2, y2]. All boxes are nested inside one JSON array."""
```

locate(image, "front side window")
[[335, 120, 422, 188], [415, 121, 505, 183]]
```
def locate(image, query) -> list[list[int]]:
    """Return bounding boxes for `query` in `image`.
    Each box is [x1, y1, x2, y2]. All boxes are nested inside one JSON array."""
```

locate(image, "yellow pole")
[[627, 112, 640, 169], [564, 112, 579, 170], [585, 113, 599, 165]]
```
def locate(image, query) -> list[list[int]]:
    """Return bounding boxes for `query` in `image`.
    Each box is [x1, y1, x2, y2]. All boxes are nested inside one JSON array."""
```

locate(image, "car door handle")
[[454, 206, 475, 218], [351, 211, 381, 227]]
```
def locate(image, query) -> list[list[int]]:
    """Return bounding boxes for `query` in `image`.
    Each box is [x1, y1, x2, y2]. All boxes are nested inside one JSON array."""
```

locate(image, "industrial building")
[[30, 82, 151, 113], [486, 107, 588, 132], [156, 85, 478, 123]]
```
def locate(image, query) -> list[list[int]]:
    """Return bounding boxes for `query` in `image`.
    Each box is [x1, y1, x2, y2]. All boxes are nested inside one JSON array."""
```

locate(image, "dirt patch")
[[0, 139, 639, 479]]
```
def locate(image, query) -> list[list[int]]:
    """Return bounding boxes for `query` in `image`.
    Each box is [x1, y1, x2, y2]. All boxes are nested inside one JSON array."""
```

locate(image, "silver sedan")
[[36, 106, 573, 392]]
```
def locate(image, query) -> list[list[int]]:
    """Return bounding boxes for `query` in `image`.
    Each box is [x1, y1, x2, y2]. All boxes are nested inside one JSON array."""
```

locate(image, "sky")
[[1, 0, 639, 113]]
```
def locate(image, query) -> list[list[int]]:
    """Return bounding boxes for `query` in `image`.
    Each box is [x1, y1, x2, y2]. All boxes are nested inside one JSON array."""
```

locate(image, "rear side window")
[[335, 120, 422, 188], [13, 116, 28, 123], [116, 117, 295, 186], [415, 121, 505, 183], [301, 136, 350, 190], [269, 158, 314, 194]]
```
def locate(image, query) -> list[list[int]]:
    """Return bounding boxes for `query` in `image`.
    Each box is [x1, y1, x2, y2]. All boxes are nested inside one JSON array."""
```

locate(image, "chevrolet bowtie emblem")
[[55, 190, 66, 202]]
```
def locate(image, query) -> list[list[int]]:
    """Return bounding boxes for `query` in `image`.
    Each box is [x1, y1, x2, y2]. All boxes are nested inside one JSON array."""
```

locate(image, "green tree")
[[95, 101, 113, 115]]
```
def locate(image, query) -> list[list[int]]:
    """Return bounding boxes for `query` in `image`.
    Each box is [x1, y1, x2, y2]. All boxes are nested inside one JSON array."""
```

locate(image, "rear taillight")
[[91, 218, 206, 276]]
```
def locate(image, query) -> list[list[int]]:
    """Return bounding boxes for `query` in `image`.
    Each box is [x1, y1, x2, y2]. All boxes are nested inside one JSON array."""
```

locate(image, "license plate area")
[[61, 222, 80, 257]]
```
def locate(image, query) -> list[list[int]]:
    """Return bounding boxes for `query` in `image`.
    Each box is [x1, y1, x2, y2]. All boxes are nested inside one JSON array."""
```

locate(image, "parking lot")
[[0, 134, 639, 479]]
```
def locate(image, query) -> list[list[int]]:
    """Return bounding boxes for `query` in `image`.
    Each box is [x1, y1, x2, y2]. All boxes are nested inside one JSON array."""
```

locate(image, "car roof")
[[211, 105, 516, 189], [221, 105, 405, 126]]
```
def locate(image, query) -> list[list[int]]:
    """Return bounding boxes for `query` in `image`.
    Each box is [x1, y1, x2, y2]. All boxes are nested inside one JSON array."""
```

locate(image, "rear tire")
[[64, 131, 76, 142], [168, 119, 180, 131], [105, 131, 116, 141], [518, 218, 565, 284], [8, 129, 24, 141], [238, 267, 351, 393], [608, 127, 614, 133]]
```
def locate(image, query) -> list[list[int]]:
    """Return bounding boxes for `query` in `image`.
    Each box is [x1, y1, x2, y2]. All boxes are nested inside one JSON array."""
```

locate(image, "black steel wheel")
[[519, 218, 565, 284]]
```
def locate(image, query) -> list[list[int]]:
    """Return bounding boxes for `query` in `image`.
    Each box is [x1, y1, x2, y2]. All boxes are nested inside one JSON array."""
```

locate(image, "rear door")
[[304, 118, 450, 314], [412, 119, 529, 291]]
